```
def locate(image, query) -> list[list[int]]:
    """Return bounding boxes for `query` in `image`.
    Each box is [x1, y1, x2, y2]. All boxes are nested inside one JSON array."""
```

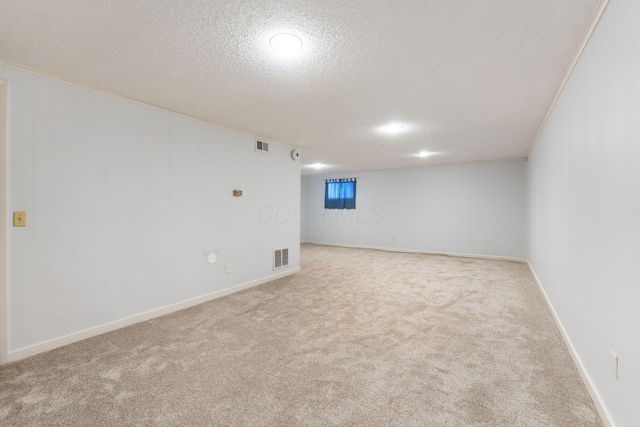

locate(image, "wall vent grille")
[[256, 140, 269, 153], [273, 248, 289, 270]]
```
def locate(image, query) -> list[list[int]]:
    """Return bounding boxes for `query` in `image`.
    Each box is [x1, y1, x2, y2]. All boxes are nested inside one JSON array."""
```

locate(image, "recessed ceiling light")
[[270, 33, 303, 54], [417, 151, 431, 158], [382, 123, 405, 134], [307, 163, 328, 169]]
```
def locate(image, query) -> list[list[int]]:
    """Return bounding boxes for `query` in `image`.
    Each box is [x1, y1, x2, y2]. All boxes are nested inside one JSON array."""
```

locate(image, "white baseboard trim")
[[526, 262, 614, 427], [6, 267, 300, 364], [303, 241, 526, 263]]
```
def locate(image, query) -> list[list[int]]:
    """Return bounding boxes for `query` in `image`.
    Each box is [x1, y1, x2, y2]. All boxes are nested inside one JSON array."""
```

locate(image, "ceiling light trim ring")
[[269, 33, 303, 54]]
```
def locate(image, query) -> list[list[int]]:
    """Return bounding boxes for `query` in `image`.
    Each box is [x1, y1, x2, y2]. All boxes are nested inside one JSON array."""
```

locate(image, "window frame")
[[324, 178, 357, 210]]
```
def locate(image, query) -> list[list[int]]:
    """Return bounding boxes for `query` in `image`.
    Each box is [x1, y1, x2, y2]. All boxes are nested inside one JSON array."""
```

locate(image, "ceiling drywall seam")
[[0, 61, 298, 151], [526, 0, 611, 157]]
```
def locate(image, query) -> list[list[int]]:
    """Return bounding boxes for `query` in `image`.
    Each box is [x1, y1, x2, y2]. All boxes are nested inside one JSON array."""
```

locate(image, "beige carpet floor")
[[0, 244, 602, 426]]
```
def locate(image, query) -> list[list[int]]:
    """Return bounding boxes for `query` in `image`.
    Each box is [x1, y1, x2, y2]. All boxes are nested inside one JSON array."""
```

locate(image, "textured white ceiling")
[[0, 0, 600, 175]]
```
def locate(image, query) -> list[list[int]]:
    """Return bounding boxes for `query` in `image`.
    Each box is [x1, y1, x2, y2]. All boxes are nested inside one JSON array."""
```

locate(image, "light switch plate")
[[13, 211, 27, 227]]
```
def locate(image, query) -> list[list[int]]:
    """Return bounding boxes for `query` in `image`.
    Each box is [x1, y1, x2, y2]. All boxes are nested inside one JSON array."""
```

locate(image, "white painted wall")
[[300, 176, 306, 242], [0, 78, 7, 364], [304, 159, 526, 259], [527, 0, 639, 425], [3, 65, 300, 354]]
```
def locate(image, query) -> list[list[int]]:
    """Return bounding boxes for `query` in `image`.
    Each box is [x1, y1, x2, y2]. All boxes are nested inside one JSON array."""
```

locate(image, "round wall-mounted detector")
[[291, 149, 301, 161]]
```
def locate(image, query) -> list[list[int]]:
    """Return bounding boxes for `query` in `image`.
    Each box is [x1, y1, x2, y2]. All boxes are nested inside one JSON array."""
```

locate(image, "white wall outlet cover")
[[291, 150, 301, 161], [207, 253, 217, 264]]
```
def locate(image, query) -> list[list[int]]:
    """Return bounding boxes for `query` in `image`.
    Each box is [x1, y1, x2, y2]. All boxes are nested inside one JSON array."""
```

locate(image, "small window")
[[325, 178, 357, 209]]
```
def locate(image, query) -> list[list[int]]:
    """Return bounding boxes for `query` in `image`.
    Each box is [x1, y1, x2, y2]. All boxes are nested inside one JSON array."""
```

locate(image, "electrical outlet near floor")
[[611, 351, 618, 380], [225, 264, 231, 274]]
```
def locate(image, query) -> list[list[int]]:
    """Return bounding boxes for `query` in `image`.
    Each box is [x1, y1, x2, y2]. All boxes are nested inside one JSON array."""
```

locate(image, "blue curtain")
[[325, 178, 357, 209]]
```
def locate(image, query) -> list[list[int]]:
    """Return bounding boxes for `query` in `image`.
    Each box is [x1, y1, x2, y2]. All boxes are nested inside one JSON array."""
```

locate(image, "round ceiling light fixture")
[[416, 151, 431, 158], [270, 33, 303, 54], [307, 163, 328, 169], [383, 123, 405, 134]]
